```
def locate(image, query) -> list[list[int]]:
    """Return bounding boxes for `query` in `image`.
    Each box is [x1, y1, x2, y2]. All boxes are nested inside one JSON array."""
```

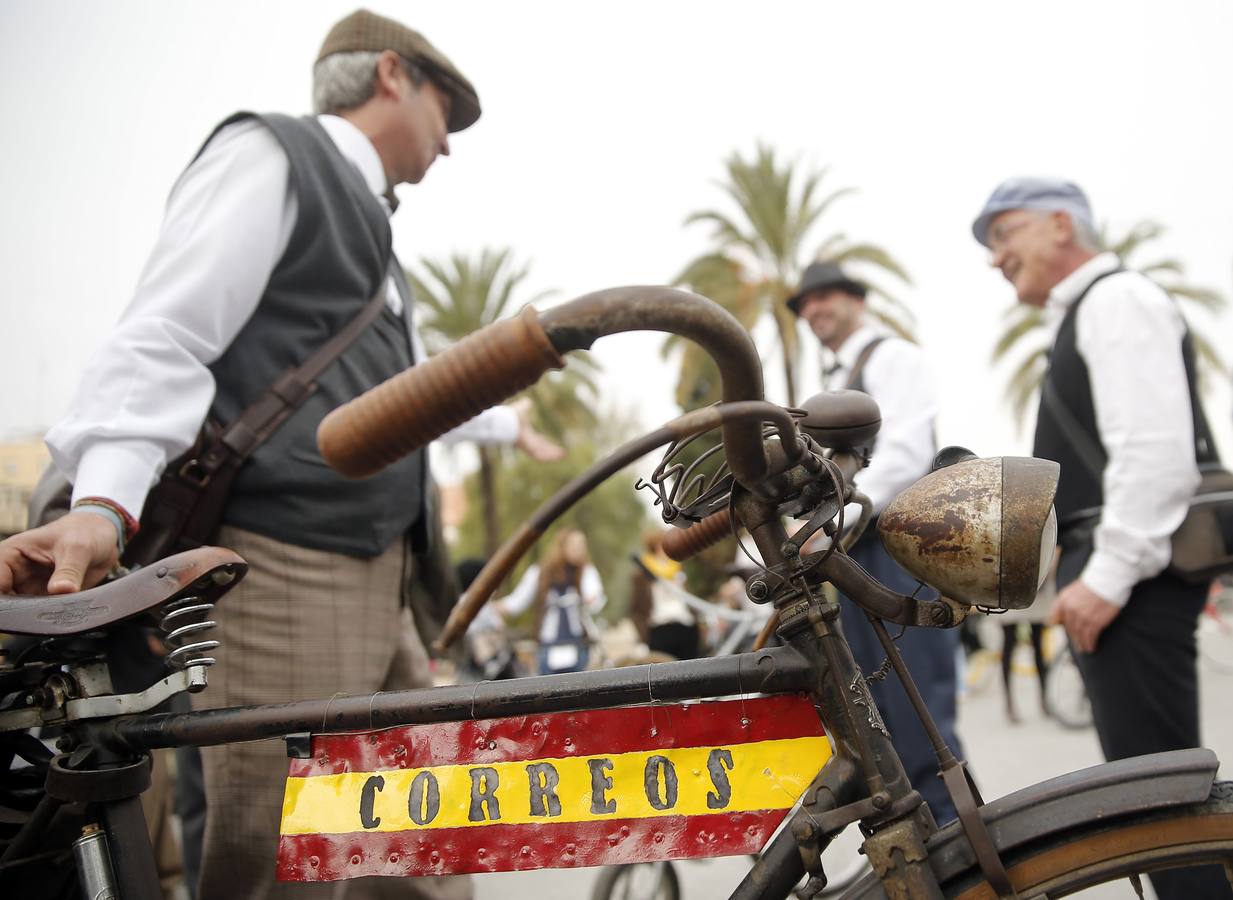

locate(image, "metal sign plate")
[[277, 693, 828, 882]]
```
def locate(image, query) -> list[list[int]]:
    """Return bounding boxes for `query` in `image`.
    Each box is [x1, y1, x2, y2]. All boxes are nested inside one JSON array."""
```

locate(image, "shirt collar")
[[316, 114, 390, 206], [832, 324, 881, 371], [1047, 251, 1121, 315]]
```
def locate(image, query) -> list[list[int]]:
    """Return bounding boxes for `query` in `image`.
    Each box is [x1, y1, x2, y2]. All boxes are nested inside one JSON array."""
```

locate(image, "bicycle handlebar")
[[319, 287, 774, 487], [661, 508, 733, 562], [318, 307, 564, 478]]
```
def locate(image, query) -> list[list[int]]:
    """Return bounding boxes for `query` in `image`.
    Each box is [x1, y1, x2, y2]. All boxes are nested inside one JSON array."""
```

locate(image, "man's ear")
[[373, 50, 405, 100], [1050, 210, 1075, 246]]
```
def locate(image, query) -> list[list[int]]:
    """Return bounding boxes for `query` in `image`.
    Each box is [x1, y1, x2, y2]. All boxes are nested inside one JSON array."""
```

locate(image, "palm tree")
[[992, 220, 1230, 427], [675, 143, 913, 406], [412, 248, 599, 555]]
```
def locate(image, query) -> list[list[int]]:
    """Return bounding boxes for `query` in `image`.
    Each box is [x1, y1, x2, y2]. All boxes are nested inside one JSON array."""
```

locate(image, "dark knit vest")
[[1032, 267, 1214, 529], [203, 112, 424, 558]]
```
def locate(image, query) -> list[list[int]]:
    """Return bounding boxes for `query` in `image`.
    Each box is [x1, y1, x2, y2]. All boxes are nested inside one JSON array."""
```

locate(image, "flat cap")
[[786, 261, 867, 315], [972, 177, 1094, 248], [318, 9, 480, 133]]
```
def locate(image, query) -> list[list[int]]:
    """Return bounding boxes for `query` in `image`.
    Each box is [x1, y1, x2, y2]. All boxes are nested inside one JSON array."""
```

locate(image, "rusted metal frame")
[[866, 616, 956, 771], [866, 611, 1015, 897], [538, 288, 772, 488], [726, 615, 931, 899], [861, 815, 946, 900], [728, 757, 862, 900], [91, 646, 814, 753], [727, 485, 913, 811], [818, 551, 958, 629], [437, 400, 803, 651], [792, 615, 917, 821]]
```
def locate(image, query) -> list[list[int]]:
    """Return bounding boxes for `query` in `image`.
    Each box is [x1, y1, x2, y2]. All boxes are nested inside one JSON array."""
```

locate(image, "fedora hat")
[[785, 261, 867, 315]]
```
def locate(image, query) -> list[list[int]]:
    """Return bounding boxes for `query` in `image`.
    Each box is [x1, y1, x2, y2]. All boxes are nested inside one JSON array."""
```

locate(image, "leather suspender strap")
[[202, 279, 392, 473], [843, 336, 886, 391]]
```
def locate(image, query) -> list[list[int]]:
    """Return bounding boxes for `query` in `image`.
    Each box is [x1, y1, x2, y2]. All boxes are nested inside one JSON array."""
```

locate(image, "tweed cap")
[[786, 261, 868, 315], [972, 177, 1094, 248], [317, 9, 480, 133]]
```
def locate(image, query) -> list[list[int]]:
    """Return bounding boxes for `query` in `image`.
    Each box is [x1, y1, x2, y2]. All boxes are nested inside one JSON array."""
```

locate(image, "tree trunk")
[[782, 348, 798, 408], [478, 446, 500, 557]]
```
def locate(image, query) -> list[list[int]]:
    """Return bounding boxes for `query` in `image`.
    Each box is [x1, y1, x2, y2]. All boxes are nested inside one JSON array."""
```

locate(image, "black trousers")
[[1058, 535, 1230, 899], [838, 531, 964, 825]]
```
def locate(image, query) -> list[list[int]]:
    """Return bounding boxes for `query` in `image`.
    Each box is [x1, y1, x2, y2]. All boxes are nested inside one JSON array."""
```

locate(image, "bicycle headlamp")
[[876, 451, 1059, 611]]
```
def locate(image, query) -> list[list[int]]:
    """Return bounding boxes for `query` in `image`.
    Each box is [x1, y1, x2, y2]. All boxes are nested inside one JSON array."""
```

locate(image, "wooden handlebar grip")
[[318, 307, 565, 478], [660, 508, 733, 562]]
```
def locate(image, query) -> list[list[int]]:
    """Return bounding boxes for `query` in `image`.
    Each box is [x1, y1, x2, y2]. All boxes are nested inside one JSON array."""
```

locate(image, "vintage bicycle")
[[2, 288, 1231, 899]]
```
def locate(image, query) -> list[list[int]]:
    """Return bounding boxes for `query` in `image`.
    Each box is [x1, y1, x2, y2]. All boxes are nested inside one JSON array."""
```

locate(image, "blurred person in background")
[[456, 558, 522, 681], [998, 572, 1055, 723], [629, 529, 701, 660], [787, 261, 964, 825], [973, 176, 1227, 900], [496, 528, 606, 674]]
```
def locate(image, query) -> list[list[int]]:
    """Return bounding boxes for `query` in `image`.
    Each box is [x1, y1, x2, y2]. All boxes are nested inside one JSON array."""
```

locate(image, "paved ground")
[[473, 638, 1232, 900]]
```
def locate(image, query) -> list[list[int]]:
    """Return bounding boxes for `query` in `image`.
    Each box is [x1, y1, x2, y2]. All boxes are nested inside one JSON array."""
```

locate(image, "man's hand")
[[0, 511, 120, 596], [510, 398, 566, 463], [1049, 580, 1121, 654]]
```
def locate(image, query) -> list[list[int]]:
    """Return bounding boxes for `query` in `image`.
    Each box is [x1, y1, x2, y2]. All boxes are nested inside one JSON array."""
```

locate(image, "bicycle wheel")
[[1043, 643, 1092, 730], [590, 860, 681, 900], [841, 781, 1233, 898]]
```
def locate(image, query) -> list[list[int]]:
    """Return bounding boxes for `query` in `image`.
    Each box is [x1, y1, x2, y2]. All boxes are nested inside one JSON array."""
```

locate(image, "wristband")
[[73, 497, 140, 554]]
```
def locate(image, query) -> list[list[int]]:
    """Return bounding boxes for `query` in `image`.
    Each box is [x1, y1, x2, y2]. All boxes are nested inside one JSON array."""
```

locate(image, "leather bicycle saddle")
[[0, 547, 246, 636]]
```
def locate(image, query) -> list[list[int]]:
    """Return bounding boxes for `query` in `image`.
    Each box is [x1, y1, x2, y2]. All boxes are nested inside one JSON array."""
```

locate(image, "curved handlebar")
[[318, 287, 773, 487], [661, 508, 733, 562], [318, 307, 564, 478]]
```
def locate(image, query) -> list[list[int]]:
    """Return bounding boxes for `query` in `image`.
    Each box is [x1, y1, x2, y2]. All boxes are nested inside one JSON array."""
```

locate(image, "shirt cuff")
[[69, 442, 163, 521], [1078, 551, 1138, 608], [435, 405, 521, 446]]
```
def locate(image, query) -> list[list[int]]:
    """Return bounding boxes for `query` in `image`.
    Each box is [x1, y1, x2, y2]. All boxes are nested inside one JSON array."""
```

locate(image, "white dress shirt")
[[47, 115, 518, 518], [1044, 252, 1200, 606], [825, 325, 939, 514], [500, 563, 607, 643]]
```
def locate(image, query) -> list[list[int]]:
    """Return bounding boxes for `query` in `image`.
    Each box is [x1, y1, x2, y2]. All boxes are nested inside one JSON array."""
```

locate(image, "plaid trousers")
[[192, 525, 471, 900]]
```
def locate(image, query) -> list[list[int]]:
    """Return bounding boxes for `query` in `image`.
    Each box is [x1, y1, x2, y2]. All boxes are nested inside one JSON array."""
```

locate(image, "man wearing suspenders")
[[973, 177, 1226, 900], [787, 262, 965, 825]]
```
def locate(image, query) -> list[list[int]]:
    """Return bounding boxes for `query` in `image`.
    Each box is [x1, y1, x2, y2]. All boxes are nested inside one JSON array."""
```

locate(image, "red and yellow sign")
[[277, 694, 828, 881]]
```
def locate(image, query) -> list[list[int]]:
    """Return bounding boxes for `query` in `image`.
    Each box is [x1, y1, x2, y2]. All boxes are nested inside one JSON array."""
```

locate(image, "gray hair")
[[1070, 214, 1101, 252], [1028, 208, 1101, 253], [312, 50, 426, 115]]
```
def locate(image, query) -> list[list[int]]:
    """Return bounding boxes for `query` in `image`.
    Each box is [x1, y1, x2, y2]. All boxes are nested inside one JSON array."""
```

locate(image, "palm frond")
[[825, 243, 913, 287], [1004, 350, 1049, 430], [990, 306, 1046, 362]]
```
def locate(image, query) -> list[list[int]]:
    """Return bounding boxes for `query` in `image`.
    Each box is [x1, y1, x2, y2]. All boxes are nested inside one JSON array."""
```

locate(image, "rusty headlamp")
[[877, 449, 1060, 611]]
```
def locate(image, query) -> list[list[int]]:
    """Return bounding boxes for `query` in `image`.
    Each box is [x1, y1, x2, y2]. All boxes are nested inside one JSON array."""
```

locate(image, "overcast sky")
[[3, 0, 1231, 472]]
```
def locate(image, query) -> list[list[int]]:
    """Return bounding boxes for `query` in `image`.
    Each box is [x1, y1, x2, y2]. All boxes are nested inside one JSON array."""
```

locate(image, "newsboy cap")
[[785, 262, 868, 315], [317, 9, 481, 133], [971, 177, 1094, 248]]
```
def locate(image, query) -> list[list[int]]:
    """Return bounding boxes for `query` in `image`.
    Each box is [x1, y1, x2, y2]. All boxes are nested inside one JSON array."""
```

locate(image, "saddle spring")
[[159, 593, 221, 672]]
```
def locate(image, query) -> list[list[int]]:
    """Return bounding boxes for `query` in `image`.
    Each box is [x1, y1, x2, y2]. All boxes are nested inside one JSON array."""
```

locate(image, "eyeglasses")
[[986, 216, 1035, 255]]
